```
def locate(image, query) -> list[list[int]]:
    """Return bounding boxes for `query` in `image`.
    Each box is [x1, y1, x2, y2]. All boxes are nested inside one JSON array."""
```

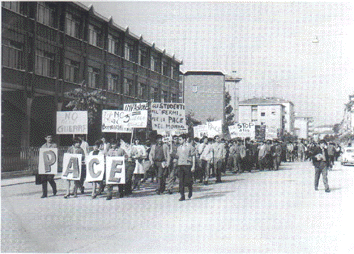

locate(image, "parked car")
[[341, 147, 354, 165]]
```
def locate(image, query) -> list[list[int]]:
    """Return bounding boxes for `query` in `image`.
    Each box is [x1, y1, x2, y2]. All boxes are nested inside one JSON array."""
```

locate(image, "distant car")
[[341, 147, 354, 165]]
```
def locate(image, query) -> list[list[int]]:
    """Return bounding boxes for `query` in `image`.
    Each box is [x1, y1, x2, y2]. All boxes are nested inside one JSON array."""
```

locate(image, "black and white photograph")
[[1, 1, 354, 253]]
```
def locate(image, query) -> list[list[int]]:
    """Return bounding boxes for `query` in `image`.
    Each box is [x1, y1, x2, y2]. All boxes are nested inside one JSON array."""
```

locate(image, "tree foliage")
[[64, 81, 106, 125], [185, 111, 202, 136]]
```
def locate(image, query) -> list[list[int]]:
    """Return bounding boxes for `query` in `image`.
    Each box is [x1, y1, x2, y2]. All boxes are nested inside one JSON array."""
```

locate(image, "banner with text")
[[56, 111, 88, 135], [229, 123, 255, 139], [193, 124, 208, 138], [38, 148, 58, 175], [61, 153, 82, 180], [123, 102, 149, 111], [85, 155, 105, 182], [151, 103, 187, 132], [102, 110, 148, 133], [106, 156, 126, 184], [207, 120, 222, 138]]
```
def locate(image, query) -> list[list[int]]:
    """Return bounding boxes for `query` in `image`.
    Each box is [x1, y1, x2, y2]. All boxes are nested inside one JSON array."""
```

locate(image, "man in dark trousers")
[[38, 134, 57, 198], [176, 134, 196, 201], [149, 134, 170, 194], [312, 140, 330, 193]]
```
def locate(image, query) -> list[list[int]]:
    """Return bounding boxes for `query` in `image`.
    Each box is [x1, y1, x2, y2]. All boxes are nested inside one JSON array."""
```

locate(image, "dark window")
[[2, 39, 23, 70], [37, 2, 55, 27], [2, 2, 20, 13], [35, 49, 55, 77], [107, 73, 119, 92], [88, 67, 100, 88], [123, 78, 133, 96], [64, 59, 79, 83], [65, 13, 80, 38]]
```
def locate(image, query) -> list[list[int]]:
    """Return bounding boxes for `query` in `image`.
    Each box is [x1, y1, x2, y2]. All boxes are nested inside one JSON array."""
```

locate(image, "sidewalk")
[[1, 173, 61, 187]]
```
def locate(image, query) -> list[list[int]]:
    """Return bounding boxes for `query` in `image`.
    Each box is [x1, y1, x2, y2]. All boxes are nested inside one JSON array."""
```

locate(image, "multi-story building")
[[294, 116, 314, 139], [225, 75, 242, 122], [2, 2, 182, 149], [183, 71, 225, 123], [340, 95, 354, 136], [238, 97, 294, 139]]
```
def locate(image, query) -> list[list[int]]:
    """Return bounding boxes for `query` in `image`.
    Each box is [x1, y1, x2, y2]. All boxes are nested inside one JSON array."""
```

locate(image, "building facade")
[[340, 95, 354, 136], [294, 116, 314, 139], [183, 71, 225, 124], [238, 97, 292, 139], [2, 2, 182, 149]]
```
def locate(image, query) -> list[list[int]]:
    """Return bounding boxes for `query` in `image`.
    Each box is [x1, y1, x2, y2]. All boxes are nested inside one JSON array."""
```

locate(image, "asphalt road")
[[2, 161, 354, 253]]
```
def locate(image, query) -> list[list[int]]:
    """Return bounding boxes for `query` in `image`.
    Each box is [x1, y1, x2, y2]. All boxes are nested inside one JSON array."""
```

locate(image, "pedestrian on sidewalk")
[[213, 135, 226, 183], [37, 134, 57, 198], [200, 137, 214, 185], [176, 134, 196, 201], [64, 138, 86, 198], [312, 140, 330, 193]]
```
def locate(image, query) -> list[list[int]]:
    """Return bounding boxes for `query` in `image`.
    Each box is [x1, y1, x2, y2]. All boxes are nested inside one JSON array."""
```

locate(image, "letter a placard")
[[61, 153, 82, 180], [106, 156, 125, 184], [85, 155, 105, 182], [38, 148, 58, 175]]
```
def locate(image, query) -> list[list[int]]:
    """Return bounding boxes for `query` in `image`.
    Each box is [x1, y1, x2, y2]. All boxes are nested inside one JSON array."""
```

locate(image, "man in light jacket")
[[213, 135, 226, 183]]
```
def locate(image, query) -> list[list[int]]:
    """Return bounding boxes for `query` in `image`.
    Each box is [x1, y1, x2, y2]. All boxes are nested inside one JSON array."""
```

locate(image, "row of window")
[[2, 2, 179, 80]]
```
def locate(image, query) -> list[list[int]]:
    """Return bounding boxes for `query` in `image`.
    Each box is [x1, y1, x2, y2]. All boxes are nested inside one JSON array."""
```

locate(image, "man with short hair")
[[213, 135, 226, 183], [149, 134, 170, 194], [312, 140, 330, 193], [38, 134, 58, 198], [166, 135, 179, 194], [176, 134, 196, 201]]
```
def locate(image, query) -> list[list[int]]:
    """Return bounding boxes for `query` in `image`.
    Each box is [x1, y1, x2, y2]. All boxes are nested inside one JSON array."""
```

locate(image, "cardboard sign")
[[102, 110, 148, 133], [255, 125, 266, 141], [61, 153, 82, 180], [56, 111, 88, 134], [229, 123, 255, 139], [106, 156, 126, 184], [151, 103, 187, 131], [207, 120, 222, 138], [123, 102, 149, 111], [85, 155, 105, 182], [193, 125, 208, 138], [38, 148, 58, 175]]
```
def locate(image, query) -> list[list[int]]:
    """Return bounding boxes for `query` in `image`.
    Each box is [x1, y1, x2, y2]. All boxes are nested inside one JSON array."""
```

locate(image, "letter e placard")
[[106, 156, 125, 184]]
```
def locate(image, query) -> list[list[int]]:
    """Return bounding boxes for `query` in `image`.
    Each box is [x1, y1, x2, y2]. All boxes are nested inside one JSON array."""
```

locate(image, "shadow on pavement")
[[191, 191, 234, 200]]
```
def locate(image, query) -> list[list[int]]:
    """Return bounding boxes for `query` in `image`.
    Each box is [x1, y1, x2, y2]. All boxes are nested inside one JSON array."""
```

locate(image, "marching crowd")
[[37, 133, 343, 200]]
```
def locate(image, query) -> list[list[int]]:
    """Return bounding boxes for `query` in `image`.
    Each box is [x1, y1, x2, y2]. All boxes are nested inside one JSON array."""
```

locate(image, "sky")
[[82, 1, 354, 127]]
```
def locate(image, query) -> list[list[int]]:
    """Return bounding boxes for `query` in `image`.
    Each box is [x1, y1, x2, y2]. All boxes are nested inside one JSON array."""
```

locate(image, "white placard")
[[207, 120, 222, 138], [56, 111, 88, 135], [193, 125, 208, 138], [106, 156, 126, 184], [151, 103, 187, 131], [123, 102, 149, 111], [61, 153, 82, 180], [229, 123, 255, 139], [102, 110, 148, 133], [85, 155, 105, 182], [38, 148, 58, 175]]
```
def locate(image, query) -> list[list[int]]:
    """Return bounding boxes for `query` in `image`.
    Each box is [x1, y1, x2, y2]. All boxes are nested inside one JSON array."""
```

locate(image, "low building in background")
[[294, 116, 314, 140]]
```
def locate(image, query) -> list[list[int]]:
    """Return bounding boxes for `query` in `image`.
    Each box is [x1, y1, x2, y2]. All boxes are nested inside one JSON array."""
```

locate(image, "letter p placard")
[[38, 148, 58, 175]]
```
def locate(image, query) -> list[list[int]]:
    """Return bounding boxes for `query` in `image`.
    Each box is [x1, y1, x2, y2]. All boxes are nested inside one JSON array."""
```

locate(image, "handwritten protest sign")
[[61, 153, 82, 180], [56, 111, 88, 135], [102, 110, 148, 133], [151, 103, 187, 131], [207, 120, 222, 138], [123, 102, 149, 111], [106, 156, 125, 184], [193, 124, 208, 138], [38, 148, 58, 175], [85, 155, 105, 182], [229, 123, 255, 139]]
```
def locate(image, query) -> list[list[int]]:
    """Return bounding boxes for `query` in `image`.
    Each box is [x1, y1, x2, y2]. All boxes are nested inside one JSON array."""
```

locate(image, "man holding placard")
[[37, 134, 58, 198]]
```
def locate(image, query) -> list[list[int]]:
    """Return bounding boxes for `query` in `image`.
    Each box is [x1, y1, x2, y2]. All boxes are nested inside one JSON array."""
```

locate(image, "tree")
[[223, 91, 234, 138], [185, 111, 202, 136], [64, 81, 106, 125], [333, 123, 341, 134]]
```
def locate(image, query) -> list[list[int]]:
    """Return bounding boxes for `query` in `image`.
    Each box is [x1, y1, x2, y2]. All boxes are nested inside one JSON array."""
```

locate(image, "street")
[[2, 161, 354, 253]]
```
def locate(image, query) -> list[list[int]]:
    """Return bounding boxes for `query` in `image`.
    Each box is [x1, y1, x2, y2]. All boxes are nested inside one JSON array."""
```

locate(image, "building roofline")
[[72, 2, 182, 64], [184, 71, 225, 76]]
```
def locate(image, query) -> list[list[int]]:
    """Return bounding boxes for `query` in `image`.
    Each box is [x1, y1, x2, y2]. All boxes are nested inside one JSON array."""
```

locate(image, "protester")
[[64, 137, 86, 198], [88, 140, 104, 199], [213, 135, 226, 183], [38, 134, 57, 198], [200, 137, 214, 185], [106, 140, 127, 200], [166, 135, 179, 194], [99, 136, 111, 156], [176, 134, 196, 201], [131, 138, 147, 191], [149, 134, 170, 194], [312, 140, 330, 193]]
